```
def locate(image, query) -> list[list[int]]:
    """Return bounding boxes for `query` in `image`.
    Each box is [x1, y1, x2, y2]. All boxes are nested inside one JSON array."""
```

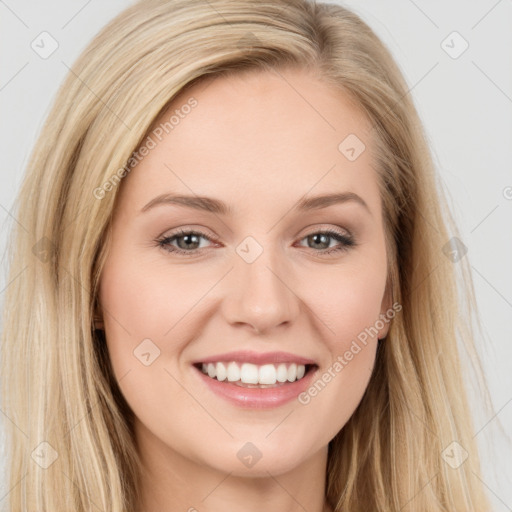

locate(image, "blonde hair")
[[0, 0, 494, 510]]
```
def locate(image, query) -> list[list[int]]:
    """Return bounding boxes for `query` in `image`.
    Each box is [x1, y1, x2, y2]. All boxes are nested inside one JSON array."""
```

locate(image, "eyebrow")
[[140, 192, 371, 216]]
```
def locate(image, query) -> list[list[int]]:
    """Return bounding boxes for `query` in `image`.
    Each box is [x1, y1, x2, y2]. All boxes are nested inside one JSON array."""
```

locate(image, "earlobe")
[[93, 315, 104, 330], [93, 302, 105, 330]]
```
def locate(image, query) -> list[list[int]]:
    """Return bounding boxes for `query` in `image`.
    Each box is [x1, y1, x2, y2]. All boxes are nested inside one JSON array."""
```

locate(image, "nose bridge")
[[223, 234, 299, 332]]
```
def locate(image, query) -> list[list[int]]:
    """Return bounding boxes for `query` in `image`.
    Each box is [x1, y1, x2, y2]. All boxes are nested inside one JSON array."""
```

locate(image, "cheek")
[[302, 256, 387, 346], [99, 252, 209, 341], [98, 253, 171, 375], [328, 274, 384, 345], [295, 272, 382, 433], [294, 258, 385, 413]]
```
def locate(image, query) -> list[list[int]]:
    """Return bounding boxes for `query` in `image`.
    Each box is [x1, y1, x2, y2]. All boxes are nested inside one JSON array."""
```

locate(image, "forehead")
[[117, 67, 380, 217]]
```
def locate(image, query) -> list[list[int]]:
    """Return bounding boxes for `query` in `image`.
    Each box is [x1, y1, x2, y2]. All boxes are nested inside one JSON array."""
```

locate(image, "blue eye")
[[156, 228, 355, 256]]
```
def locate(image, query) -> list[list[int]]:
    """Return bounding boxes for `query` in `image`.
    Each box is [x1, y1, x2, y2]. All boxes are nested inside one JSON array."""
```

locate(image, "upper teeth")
[[201, 362, 307, 385]]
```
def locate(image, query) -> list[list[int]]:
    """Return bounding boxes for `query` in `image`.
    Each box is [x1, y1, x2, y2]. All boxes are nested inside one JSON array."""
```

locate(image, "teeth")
[[259, 364, 276, 385], [287, 363, 297, 382], [240, 363, 259, 384], [199, 361, 309, 384], [227, 361, 240, 382], [276, 364, 288, 382], [216, 362, 227, 381]]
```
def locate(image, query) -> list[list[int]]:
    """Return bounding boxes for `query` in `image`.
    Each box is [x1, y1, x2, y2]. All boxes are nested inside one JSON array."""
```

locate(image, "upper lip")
[[193, 350, 317, 366]]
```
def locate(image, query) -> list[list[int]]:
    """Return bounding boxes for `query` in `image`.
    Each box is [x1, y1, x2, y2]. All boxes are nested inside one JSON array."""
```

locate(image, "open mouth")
[[193, 361, 318, 388]]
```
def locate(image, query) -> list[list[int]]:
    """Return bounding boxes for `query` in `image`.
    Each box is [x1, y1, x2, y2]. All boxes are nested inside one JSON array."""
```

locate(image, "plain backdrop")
[[0, 0, 511, 509]]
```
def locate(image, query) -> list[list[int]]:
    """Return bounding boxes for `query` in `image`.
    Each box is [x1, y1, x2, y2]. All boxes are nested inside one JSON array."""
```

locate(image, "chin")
[[196, 435, 319, 478]]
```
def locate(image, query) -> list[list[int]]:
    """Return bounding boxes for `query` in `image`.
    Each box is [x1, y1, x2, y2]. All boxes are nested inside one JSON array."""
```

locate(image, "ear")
[[93, 301, 105, 330], [377, 278, 393, 340]]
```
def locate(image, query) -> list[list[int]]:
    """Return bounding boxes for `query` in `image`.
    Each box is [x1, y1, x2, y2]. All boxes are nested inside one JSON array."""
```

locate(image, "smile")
[[197, 361, 312, 387], [192, 360, 319, 408]]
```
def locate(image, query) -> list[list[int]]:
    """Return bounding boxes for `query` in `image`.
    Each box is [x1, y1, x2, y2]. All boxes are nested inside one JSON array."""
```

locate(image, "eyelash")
[[155, 228, 356, 257]]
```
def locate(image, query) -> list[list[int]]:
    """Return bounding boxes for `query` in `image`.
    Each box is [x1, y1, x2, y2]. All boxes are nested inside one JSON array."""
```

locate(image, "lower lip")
[[193, 365, 318, 409]]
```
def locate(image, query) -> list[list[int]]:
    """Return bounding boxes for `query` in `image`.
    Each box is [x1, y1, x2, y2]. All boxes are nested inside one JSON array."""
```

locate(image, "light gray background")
[[1, 0, 511, 509]]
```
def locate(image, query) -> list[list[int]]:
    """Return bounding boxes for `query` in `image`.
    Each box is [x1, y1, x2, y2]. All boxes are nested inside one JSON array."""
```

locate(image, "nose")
[[221, 242, 300, 335]]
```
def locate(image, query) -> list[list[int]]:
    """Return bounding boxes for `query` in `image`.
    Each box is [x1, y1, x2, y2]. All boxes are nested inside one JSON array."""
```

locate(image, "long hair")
[[0, 0, 493, 510]]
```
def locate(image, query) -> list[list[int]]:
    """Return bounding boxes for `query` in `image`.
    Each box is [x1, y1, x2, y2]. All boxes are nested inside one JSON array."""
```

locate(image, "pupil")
[[179, 234, 199, 249], [310, 233, 329, 249]]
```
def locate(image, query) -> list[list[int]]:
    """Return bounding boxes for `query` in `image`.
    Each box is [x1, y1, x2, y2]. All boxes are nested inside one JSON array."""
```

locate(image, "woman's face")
[[98, 68, 391, 477]]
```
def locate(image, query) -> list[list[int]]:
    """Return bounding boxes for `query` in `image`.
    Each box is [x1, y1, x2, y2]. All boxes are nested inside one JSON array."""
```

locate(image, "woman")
[[0, 0, 493, 510]]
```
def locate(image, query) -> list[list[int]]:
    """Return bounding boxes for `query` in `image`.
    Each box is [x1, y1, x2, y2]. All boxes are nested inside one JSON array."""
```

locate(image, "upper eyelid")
[[160, 222, 353, 239], [163, 226, 348, 236]]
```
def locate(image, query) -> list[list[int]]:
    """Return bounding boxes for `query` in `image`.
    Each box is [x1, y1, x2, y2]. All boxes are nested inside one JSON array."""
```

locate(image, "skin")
[[97, 67, 391, 512]]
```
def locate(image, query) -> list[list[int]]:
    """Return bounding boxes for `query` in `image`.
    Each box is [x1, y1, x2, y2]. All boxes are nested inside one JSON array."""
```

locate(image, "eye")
[[296, 229, 356, 255], [156, 228, 216, 256]]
